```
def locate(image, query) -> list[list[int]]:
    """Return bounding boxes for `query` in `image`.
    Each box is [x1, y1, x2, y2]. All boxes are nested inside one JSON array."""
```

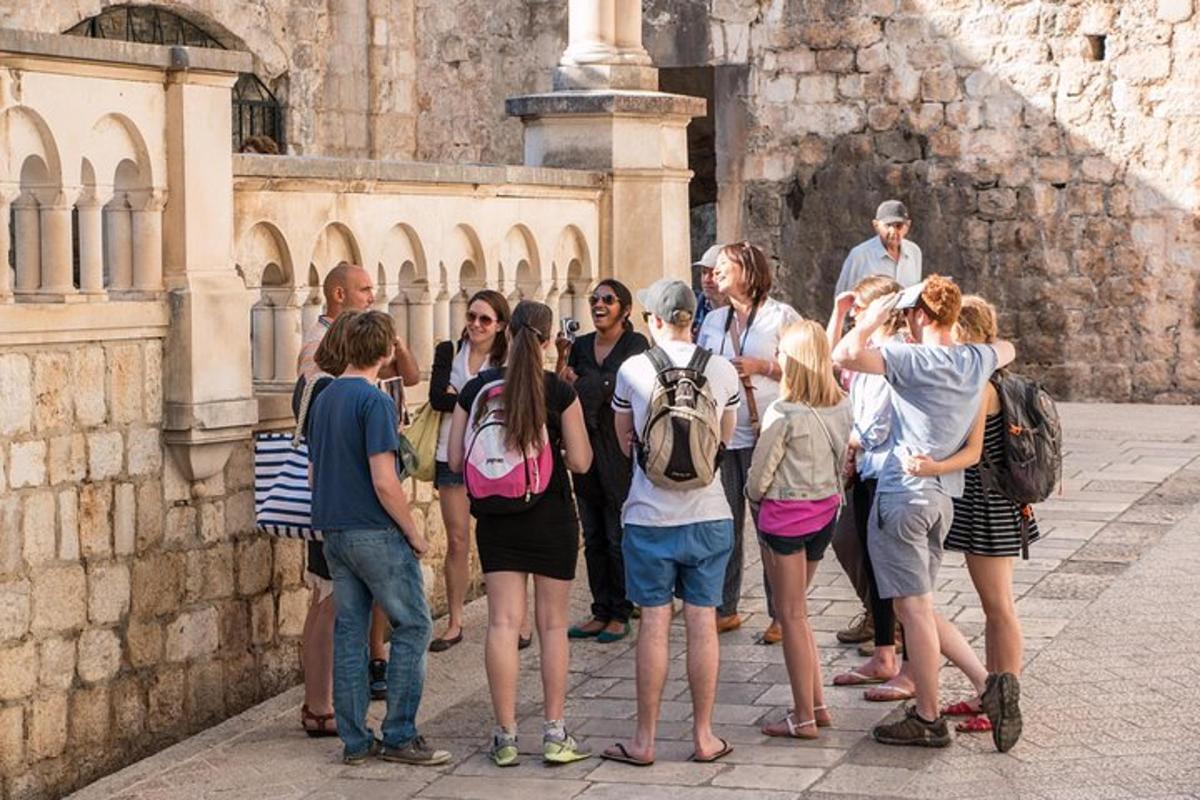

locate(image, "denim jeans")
[[323, 527, 433, 757]]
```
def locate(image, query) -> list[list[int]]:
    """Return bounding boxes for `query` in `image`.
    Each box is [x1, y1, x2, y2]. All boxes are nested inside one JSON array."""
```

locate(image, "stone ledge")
[[232, 154, 607, 190], [0, 29, 250, 74], [506, 90, 708, 120], [0, 300, 169, 346]]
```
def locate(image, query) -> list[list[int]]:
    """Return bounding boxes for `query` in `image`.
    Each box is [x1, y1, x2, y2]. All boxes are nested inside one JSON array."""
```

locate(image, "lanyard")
[[721, 302, 760, 356]]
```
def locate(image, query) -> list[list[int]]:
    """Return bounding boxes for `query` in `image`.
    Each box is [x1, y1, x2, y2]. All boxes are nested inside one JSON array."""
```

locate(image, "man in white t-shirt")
[[600, 279, 741, 767]]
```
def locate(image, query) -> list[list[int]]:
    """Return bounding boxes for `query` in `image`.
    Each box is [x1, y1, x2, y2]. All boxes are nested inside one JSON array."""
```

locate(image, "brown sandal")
[[301, 704, 338, 738]]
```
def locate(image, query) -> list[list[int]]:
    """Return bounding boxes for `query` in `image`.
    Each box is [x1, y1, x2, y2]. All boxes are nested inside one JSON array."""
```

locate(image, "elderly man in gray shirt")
[[835, 200, 923, 295]]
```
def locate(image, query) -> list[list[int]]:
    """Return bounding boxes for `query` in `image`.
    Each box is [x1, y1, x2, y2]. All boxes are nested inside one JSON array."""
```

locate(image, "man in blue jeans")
[[307, 310, 451, 766], [601, 279, 741, 766]]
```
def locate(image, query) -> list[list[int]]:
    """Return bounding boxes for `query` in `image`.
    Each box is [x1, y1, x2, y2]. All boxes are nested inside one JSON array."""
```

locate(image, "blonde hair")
[[778, 319, 844, 407], [954, 295, 998, 344], [852, 274, 906, 336]]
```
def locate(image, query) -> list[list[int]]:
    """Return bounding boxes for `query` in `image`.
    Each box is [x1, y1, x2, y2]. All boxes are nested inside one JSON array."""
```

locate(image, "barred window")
[[65, 5, 285, 153]]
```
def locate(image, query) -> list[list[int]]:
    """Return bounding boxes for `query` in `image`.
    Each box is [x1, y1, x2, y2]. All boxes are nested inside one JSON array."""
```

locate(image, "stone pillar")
[[131, 190, 166, 293], [251, 301, 276, 382], [38, 195, 77, 295], [432, 288, 450, 344], [76, 191, 108, 295], [105, 196, 133, 290], [449, 290, 468, 335], [161, 51, 258, 481], [572, 283, 590, 327], [408, 288, 434, 372], [301, 295, 322, 333], [509, 0, 705, 294], [0, 185, 18, 301], [388, 293, 409, 349], [556, 0, 656, 90], [13, 195, 41, 294], [271, 291, 304, 384]]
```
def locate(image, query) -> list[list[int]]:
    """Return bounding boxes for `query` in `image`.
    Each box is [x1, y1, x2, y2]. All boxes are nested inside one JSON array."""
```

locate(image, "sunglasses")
[[641, 310, 652, 324], [590, 292, 619, 306], [466, 311, 496, 326]]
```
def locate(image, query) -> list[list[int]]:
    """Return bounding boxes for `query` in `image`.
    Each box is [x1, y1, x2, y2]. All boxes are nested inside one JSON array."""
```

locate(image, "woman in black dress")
[[555, 279, 648, 643], [447, 300, 593, 766]]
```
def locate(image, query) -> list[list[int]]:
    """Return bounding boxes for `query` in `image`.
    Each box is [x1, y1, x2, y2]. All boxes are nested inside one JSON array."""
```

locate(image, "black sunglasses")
[[590, 292, 619, 306], [466, 311, 496, 325]]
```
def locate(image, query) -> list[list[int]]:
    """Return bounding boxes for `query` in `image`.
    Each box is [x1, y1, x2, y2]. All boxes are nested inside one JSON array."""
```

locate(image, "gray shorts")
[[867, 490, 954, 600]]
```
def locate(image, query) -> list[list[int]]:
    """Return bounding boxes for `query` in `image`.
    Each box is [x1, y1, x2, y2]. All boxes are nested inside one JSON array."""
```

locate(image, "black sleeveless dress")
[[456, 369, 580, 580], [945, 412, 1041, 557]]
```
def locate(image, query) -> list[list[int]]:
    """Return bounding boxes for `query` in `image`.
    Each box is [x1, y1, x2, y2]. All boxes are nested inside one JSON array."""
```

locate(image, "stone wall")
[[0, 334, 308, 799]]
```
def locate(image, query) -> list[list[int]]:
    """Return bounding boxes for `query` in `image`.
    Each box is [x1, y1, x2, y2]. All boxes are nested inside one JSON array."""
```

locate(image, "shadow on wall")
[[670, 0, 1200, 403]]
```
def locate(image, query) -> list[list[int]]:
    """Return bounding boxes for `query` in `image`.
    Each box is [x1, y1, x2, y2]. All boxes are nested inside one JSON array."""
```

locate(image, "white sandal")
[[763, 711, 818, 740]]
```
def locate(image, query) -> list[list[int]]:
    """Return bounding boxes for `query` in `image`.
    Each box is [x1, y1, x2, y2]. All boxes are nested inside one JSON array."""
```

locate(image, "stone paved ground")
[[71, 403, 1200, 800]]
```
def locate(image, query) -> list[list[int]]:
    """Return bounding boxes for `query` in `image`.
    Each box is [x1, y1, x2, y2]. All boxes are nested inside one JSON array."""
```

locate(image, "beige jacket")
[[746, 397, 853, 502]]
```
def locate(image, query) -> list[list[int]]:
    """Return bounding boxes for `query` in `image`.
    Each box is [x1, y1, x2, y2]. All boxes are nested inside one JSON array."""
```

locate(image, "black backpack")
[[979, 369, 1062, 558]]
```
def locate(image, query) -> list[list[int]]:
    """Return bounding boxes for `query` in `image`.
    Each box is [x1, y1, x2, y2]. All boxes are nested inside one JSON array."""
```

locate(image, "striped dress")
[[945, 412, 1041, 557]]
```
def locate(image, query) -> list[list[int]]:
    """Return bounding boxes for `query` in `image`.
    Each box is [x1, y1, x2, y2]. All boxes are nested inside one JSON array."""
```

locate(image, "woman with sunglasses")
[[427, 290, 516, 652], [555, 279, 648, 643], [696, 242, 801, 643]]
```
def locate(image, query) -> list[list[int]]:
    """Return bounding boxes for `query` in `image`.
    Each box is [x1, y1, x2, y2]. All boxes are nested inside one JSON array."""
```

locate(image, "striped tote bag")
[[254, 376, 322, 541]]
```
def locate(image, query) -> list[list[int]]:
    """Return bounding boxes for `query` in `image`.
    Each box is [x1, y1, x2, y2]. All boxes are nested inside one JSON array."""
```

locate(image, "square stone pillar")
[[161, 50, 257, 481]]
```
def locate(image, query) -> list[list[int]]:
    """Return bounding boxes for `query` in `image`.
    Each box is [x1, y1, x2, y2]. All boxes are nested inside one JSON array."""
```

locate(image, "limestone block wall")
[[0, 329, 308, 800]]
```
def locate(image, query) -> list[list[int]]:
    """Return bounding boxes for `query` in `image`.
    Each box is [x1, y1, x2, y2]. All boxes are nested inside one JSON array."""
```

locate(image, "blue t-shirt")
[[307, 377, 400, 530], [876, 342, 998, 497]]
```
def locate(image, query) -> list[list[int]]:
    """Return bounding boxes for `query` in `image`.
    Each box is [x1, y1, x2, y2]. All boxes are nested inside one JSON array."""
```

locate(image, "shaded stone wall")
[[0, 337, 308, 799], [0, 0, 419, 159]]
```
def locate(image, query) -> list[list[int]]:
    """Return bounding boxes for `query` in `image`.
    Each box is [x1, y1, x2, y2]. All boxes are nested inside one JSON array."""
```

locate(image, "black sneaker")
[[872, 706, 952, 748], [369, 659, 387, 701], [380, 735, 452, 766], [980, 672, 1023, 753], [343, 739, 382, 766]]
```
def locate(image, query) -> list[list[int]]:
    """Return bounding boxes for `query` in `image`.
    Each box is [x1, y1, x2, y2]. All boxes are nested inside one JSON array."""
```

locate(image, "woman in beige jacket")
[[747, 319, 853, 740]]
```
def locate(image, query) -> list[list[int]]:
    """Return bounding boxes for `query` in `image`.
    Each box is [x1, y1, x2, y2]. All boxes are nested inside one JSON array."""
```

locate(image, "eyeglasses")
[[466, 311, 495, 326], [590, 292, 619, 306]]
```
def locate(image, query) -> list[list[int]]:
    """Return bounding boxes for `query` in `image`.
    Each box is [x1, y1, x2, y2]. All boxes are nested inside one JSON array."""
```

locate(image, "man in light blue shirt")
[[834, 200, 923, 295], [833, 276, 1020, 752]]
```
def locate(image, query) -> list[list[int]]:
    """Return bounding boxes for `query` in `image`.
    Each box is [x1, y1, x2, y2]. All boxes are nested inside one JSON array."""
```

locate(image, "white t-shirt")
[[696, 297, 802, 450], [612, 340, 741, 527]]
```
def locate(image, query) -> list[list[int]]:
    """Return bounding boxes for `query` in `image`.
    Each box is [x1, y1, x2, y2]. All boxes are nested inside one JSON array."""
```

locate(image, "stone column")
[[408, 288, 434, 372], [271, 290, 304, 384], [449, 289, 468, 334], [37, 189, 79, 296], [613, 0, 652, 64], [131, 189, 166, 292], [561, 0, 616, 65], [555, 0, 656, 90], [388, 293, 409, 349], [432, 287, 450, 344], [0, 185, 18, 301], [76, 190, 109, 295], [301, 295, 322, 333], [105, 196, 133, 290], [13, 195, 41, 294], [251, 300, 276, 382]]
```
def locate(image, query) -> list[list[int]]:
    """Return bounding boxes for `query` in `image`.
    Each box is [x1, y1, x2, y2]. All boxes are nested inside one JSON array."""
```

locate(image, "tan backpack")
[[636, 346, 724, 490]]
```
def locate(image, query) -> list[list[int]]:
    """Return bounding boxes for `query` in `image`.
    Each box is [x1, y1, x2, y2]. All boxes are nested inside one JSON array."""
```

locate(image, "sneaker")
[[980, 672, 1023, 753], [836, 611, 874, 644], [369, 659, 387, 700], [380, 735, 452, 766], [872, 706, 952, 748], [343, 739, 382, 766], [542, 722, 591, 765], [489, 728, 520, 767]]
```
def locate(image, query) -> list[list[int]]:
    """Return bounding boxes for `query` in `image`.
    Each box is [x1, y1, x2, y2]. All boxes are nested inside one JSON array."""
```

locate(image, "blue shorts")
[[623, 520, 733, 608], [434, 460, 464, 488]]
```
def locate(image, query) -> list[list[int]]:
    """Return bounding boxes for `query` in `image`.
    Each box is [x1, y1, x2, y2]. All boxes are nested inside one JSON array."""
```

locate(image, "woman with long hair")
[[903, 295, 1038, 738], [748, 320, 853, 739], [696, 241, 801, 642], [447, 300, 593, 767], [427, 290, 511, 651], [556, 279, 648, 643]]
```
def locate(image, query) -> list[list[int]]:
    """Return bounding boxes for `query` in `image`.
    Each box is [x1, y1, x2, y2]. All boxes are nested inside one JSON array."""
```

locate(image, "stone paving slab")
[[69, 404, 1200, 800]]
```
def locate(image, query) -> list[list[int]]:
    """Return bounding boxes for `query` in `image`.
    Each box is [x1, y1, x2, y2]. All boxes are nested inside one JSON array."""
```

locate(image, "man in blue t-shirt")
[[833, 276, 1019, 751], [307, 310, 450, 767]]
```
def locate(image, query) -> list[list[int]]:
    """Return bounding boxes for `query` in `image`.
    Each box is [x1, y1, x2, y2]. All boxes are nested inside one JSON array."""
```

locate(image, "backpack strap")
[[645, 346, 674, 378], [685, 346, 711, 378]]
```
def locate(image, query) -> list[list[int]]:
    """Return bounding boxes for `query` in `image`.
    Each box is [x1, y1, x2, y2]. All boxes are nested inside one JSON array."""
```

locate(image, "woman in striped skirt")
[[902, 295, 1038, 735]]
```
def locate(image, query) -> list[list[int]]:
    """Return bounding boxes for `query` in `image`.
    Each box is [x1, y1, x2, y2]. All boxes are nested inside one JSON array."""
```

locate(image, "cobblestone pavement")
[[71, 403, 1200, 800]]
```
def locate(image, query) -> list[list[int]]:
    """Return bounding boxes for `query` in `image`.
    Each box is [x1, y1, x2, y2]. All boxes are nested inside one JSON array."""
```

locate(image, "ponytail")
[[500, 300, 552, 452]]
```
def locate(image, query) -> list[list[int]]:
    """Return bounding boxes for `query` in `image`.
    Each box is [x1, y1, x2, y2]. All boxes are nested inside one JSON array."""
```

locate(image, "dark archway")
[[65, 4, 286, 153]]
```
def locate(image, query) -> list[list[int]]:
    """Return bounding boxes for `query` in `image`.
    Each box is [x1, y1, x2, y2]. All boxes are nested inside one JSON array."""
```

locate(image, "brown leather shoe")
[[759, 620, 783, 645], [715, 613, 742, 634], [836, 611, 874, 644]]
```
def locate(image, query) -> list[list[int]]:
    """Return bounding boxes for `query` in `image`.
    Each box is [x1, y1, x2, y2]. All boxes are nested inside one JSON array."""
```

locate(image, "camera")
[[560, 317, 581, 342]]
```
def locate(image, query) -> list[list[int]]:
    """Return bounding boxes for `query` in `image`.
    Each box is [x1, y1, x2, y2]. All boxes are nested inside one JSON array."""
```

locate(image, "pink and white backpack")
[[463, 379, 554, 514]]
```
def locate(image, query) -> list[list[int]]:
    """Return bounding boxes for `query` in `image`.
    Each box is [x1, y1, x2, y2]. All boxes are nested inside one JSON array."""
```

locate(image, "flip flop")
[[689, 738, 733, 763], [832, 669, 888, 686], [956, 714, 992, 733], [600, 742, 654, 766], [863, 684, 916, 702], [942, 700, 982, 717]]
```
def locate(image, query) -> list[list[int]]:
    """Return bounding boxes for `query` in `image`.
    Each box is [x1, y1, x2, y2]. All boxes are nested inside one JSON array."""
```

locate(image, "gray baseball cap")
[[637, 278, 696, 324], [875, 200, 910, 224], [692, 244, 723, 269]]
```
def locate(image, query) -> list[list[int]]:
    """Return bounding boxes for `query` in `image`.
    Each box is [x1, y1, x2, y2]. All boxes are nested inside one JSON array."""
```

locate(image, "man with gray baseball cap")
[[834, 200, 923, 295], [692, 244, 727, 338], [602, 278, 742, 767]]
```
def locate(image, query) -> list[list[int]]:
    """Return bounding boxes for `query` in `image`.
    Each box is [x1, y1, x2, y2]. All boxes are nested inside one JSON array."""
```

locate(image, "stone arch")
[[236, 220, 296, 384], [501, 223, 542, 301], [235, 220, 293, 289], [84, 112, 154, 190], [554, 225, 593, 326], [0, 106, 63, 187], [308, 222, 362, 280], [381, 223, 429, 350]]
